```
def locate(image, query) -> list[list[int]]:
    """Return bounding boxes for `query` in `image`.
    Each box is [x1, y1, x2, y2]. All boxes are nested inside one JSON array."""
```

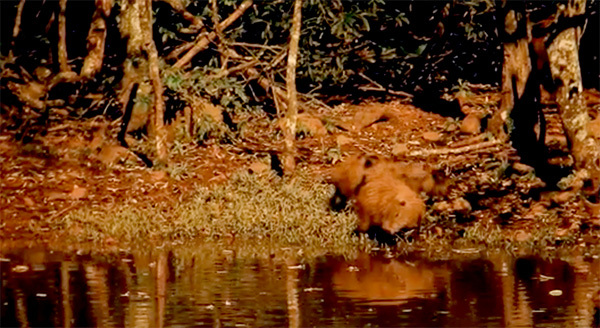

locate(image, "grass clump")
[[54, 169, 360, 253]]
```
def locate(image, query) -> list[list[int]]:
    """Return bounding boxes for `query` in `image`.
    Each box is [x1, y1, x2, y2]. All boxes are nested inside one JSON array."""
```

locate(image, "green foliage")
[[149, 0, 501, 122], [458, 0, 495, 42], [165, 67, 246, 110], [194, 113, 234, 144]]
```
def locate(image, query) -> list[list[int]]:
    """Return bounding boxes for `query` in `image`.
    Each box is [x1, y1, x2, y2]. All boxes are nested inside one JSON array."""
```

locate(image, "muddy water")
[[1, 247, 599, 327]]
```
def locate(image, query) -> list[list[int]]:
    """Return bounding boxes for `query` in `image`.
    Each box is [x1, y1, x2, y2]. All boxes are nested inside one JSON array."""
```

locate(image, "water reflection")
[[330, 253, 450, 306], [1, 247, 598, 327]]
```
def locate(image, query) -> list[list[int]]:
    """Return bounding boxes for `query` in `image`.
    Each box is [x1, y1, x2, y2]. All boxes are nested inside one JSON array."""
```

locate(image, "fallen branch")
[[244, 64, 288, 108], [358, 72, 413, 98], [229, 41, 284, 52], [447, 134, 489, 148], [165, 36, 200, 60], [206, 59, 259, 81], [408, 140, 503, 157]]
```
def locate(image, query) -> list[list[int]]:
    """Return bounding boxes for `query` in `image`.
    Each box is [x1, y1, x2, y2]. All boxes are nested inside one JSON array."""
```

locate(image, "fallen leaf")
[[550, 191, 576, 204], [97, 145, 130, 165], [391, 143, 409, 157], [512, 162, 534, 174], [460, 112, 481, 134], [23, 196, 35, 207], [249, 161, 270, 174], [353, 107, 388, 130], [70, 184, 88, 199], [336, 135, 353, 146], [46, 191, 66, 201], [514, 230, 531, 242], [422, 131, 442, 142], [297, 113, 327, 137], [588, 116, 600, 139], [150, 170, 168, 182]]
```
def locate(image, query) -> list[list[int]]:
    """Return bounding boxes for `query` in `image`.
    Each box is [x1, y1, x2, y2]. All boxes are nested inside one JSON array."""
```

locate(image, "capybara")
[[329, 154, 377, 211], [329, 153, 431, 235], [354, 177, 425, 234], [372, 161, 438, 195], [330, 153, 445, 201]]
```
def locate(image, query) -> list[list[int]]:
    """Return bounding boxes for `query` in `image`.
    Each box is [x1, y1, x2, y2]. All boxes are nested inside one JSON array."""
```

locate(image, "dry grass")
[[53, 169, 364, 255], [49, 168, 598, 258]]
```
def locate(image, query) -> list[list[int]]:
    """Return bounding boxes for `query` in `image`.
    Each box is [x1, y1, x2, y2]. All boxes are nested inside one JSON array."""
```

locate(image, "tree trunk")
[[143, 0, 168, 165], [488, 38, 531, 139], [80, 0, 113, 79], [547, 0, 600, 196], [118, 0, 146, 116], [283, 0, 303, 175], [58, 0, 71, 72], [487, 1, 531, 139], [117, 0, 166, 165]]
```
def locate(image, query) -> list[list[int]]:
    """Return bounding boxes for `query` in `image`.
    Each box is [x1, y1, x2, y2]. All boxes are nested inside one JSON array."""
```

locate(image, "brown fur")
[[329, 154, 433, 234], [355, 178, 425, 234], [372, 161, 439, 195], [329, 154, 376, 197], [331, 154, 445, 197]]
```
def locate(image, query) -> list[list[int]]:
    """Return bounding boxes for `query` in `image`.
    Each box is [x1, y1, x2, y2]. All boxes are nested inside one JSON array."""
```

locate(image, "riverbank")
[[2, 96, 599, 256]]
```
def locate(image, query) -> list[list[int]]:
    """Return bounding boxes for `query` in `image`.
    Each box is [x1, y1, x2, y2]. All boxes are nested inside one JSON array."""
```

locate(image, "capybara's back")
[[370, 161, 446, 197], [355, 178, 425, 234], [329, 153, 431, 235]]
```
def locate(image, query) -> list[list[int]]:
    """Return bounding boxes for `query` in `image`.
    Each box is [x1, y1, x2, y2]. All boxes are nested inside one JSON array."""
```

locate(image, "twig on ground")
[[358, 72, 413, 98], [408, 140, 503, 157]]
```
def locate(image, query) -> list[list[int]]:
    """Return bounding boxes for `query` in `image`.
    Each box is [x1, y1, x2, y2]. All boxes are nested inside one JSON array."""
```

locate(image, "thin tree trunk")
[[58, 0, 71, 72], [9, 0, 26, 60], [487, 1, 531, 140], [144, 0, 168, 165], [283, 0, 303, 175], [80, 0, 113, 79], [488, 38, 531, 140], [117, 0, 145, 123], [211, 0, 227, 68]]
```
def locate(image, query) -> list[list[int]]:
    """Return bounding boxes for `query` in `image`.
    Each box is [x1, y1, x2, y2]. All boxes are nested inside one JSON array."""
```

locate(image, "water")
[[1, 246, 599, 327]]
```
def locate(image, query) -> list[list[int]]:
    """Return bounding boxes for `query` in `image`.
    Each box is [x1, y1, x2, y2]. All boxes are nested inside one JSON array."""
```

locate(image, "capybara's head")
[[329, 154, 379, 210]]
